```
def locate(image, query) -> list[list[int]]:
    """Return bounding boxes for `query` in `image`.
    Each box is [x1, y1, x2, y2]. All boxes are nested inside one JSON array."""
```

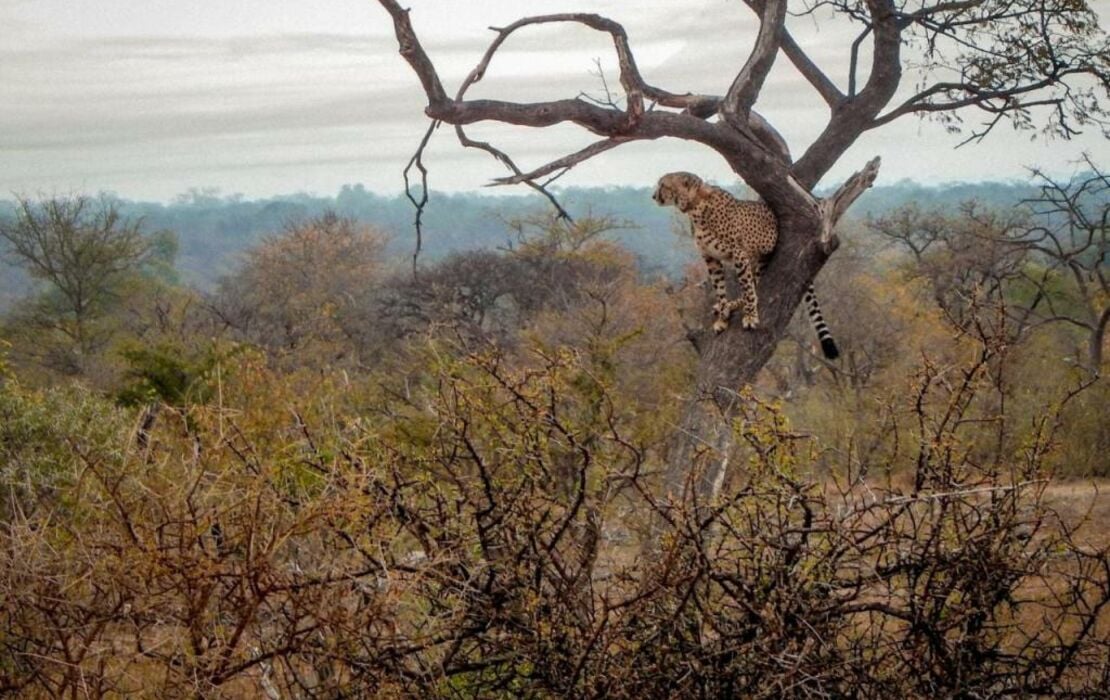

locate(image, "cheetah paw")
[[741, 314, 759, 329], [712, 318, 729, 333]]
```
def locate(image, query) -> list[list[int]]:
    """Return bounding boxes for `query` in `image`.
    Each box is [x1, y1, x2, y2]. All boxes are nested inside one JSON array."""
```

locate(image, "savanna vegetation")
[[2, 0, 1109, 694], [0, 159, 1107, 697]]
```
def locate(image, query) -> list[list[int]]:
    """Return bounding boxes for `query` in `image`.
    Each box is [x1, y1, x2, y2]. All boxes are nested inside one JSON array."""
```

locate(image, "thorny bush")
[[1, 333, 1107, 698]]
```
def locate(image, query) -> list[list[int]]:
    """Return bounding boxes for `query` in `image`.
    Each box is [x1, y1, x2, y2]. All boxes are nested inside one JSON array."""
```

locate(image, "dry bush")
[[1, 326, 1107, 698], [373, 214, 637, 350], [210, 211, 386, 368]]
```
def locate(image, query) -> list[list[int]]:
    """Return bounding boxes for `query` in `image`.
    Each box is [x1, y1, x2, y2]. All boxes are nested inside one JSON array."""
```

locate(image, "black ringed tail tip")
[[804, 284, 840, 360]]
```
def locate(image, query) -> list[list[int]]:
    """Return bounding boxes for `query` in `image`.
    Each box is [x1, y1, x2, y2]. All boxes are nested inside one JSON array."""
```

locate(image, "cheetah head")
[[653, 171, 703, 211]]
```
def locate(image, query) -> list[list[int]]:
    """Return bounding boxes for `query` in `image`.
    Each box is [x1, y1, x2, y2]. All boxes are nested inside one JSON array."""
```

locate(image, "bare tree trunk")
[[655, 161, 880, 530], [656, 219, 824, 523], [1091, 308, 1109, 374]]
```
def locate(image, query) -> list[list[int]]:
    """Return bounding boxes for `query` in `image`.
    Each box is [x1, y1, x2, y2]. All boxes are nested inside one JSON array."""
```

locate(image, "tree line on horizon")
[[0, 175, 1050, 310]]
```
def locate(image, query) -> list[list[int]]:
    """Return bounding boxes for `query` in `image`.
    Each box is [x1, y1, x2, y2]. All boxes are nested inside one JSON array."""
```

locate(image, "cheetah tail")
[[804, 284, 840, 360]]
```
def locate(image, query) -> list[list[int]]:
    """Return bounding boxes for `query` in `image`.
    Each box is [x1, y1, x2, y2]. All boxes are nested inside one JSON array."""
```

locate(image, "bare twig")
[[403, 120, 437, 275]]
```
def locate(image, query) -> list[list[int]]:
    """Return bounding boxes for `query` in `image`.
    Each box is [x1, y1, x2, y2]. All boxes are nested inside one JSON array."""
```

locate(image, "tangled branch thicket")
[[2, 319, 1107, 697]]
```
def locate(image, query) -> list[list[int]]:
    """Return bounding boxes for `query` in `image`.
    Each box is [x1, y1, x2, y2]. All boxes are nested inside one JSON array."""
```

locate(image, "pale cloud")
[[0, 0, 1104, 201]]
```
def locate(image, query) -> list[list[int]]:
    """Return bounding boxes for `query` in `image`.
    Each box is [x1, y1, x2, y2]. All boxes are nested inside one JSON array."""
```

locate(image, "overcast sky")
[[1, 0, 1106, 202]]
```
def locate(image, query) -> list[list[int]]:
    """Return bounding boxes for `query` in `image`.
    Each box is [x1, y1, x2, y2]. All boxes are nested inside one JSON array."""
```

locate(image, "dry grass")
[[1043, 478, 1110, 549]]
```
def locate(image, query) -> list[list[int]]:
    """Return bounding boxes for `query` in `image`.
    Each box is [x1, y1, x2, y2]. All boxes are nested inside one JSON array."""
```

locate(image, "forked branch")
[[454, 13, 646, 125], [802, 156, 883, 253], [738, 0, 845, 110], [827, 155, 882, 223], [723, 0, 788, 127], [376, 0, 799, 198]]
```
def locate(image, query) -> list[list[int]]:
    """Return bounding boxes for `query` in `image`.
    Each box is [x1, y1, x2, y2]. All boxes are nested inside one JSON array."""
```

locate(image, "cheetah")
[[653, 171, 840, 359]]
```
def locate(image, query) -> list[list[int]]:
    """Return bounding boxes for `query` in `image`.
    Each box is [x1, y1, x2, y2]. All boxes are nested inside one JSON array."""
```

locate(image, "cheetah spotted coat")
[[653, 171, 776, 332], [652, 170, 841, 359]]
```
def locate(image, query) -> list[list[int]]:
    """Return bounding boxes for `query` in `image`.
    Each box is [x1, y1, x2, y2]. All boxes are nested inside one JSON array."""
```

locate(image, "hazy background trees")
[[210, 211, 386, 368], [870, 162, 1109, 373], [0, 178, 1051, 308], [0, 173, 1105, 463]]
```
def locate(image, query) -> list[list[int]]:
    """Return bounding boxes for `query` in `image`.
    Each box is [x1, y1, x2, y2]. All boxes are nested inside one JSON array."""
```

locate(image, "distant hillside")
[[0, 178, 1042, 309]]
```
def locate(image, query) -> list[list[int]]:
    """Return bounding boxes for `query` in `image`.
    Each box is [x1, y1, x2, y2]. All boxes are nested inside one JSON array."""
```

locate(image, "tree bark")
[[1091, 308, 1109, 374]]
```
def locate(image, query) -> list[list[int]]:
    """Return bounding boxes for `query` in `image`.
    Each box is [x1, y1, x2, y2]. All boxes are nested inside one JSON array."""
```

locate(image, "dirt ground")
[[1043, 478, 1110, 549]]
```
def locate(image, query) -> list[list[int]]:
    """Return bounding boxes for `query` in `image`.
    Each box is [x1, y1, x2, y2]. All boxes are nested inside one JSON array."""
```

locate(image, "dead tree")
[[376, 0, 1109, 509]]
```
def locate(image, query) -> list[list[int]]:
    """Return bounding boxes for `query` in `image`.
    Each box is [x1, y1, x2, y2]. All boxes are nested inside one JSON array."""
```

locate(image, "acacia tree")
[[376, 0, 1109, 505], [0, 195, 153, 358]]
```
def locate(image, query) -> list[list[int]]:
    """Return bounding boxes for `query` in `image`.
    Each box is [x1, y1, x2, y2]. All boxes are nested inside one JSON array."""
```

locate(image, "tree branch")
[[640, 86, 793, 160], [403, 120, 436, 275], [377, 0, 447, 106], [847, 24, 872, 98], [899, 0, 988, 22], [425, 97, 629, 134], [827, 156, 882, 224], [453, 125, 573, 220], [779, 26, 845, 108], [809, 156, 882, 252], [722, 0, 788, 128], [741, 0, 844, 108], [870, 72, 1092, 129], [487, 137, 632, 186], [793, 0, 902, 188]]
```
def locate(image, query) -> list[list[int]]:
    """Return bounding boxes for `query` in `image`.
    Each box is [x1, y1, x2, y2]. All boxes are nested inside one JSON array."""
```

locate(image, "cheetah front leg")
[[735, 252, 760, 329], [704, 255, 733, 333]]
